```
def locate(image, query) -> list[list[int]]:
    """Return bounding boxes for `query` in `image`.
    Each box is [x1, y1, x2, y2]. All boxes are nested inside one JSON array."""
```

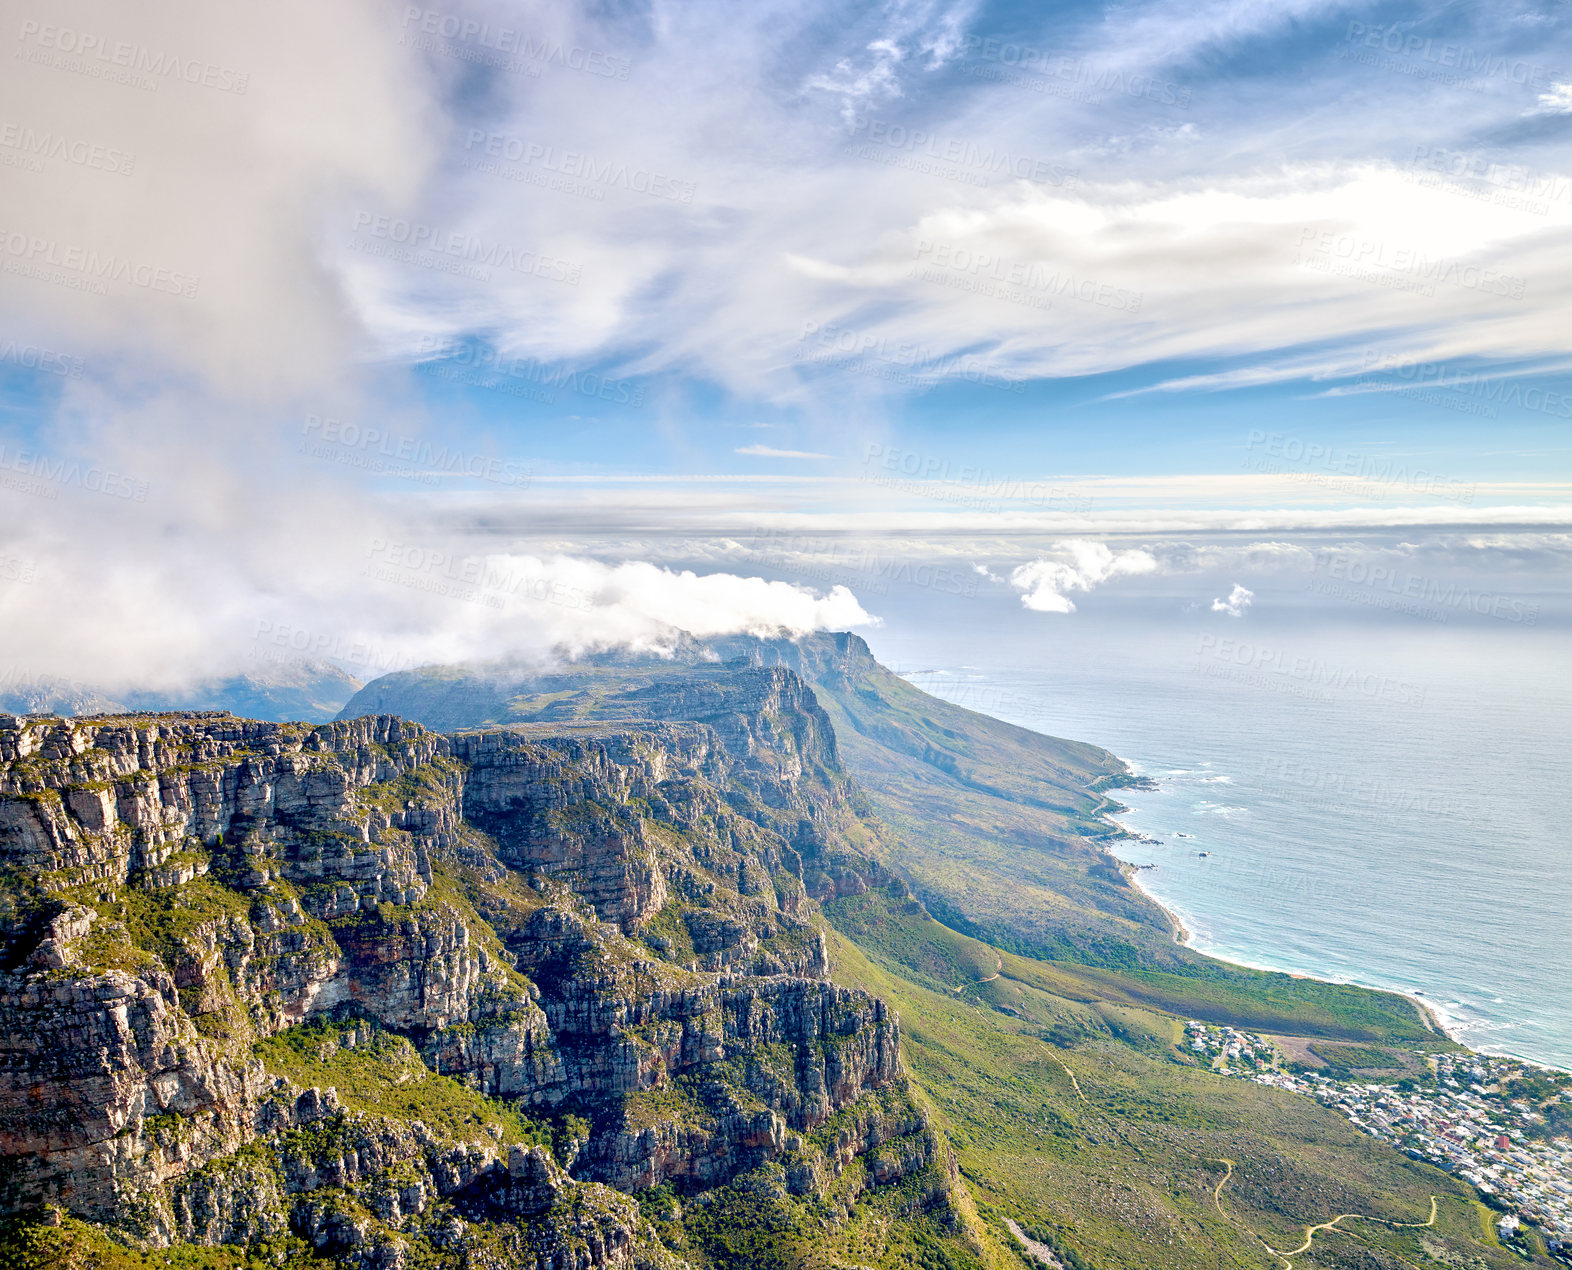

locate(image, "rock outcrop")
[[0, 671, 938, 1264]]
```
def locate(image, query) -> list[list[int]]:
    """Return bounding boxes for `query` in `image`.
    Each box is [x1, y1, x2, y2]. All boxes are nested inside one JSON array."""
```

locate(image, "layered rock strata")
[[0, 678, 937, 1261]]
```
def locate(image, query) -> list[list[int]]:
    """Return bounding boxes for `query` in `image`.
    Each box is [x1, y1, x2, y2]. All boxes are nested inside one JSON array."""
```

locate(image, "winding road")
[[1208, 1157, 1437, 1270], [954, 953, 1004, 989]]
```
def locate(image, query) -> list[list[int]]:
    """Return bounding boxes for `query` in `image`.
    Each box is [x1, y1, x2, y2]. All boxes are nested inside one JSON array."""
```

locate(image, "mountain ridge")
[[0, 635, 1538, 1270], [0, 685, 962, 1268]]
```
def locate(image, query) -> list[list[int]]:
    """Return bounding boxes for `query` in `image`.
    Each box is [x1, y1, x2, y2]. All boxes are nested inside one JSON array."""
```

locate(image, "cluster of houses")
[[1184, 1023, 1572, 1255], [1184, 1020, 1274, 1069]]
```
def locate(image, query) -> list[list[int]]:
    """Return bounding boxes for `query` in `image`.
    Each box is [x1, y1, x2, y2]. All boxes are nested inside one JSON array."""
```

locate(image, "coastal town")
[[1185, 1022, 1572, 1259]]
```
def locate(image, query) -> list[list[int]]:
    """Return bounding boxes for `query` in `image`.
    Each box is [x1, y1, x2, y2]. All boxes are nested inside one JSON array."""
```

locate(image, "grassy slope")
[[341, 637, 1439, 1042], [322, 638, 1540, 1269], [794, 643, 1438, 1044], [812, 663, 1161, 961], [825, 887, 1535, 1270]]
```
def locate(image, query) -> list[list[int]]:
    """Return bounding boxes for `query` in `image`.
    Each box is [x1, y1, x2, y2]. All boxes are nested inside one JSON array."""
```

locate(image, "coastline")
[[1151, 867, 1572, 1244], [1097, 766, 1560, 1072], [908, 654, 1570, 1081], [1111, 833, 1454, 1040]]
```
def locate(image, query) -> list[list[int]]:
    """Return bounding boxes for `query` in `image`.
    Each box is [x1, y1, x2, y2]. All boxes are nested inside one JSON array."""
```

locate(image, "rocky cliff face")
[[0, 673, 942, 1266]]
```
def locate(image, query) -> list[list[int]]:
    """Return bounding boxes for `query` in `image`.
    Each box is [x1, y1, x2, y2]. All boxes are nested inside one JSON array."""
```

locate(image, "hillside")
[[0, 648, 1547, 1269], [339, 633, 1436, 1042], [823, 885, 1528, 1270], [0, 691, 974, 1270]]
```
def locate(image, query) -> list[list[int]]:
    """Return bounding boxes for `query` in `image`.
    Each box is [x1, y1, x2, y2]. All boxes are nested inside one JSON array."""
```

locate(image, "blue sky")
[[0, 0, 1569, 687]]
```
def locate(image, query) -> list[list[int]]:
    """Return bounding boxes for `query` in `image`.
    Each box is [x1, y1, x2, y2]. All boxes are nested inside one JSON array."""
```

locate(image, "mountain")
[[119, 660, 364, 722], [0, 660, 363, 725], [338, 634, 1435, 1039], [0, 643, 1539, 1269], [0, 691, 955, 1269], [0, 675, 125, 718]]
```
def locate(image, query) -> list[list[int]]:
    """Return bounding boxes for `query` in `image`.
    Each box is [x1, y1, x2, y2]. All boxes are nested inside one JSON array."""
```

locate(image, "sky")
[[0, 0, 1569, 693]]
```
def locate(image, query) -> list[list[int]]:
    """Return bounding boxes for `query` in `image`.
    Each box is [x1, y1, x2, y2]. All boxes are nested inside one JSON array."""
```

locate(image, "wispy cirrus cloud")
[[1531, 82, 1572, 115], [736, 444, 832, 458], [2, 0, 1569, 694]]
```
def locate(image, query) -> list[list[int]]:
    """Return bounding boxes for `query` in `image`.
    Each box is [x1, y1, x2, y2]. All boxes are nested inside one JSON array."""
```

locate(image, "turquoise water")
[[888, 623, 1572, 1070]]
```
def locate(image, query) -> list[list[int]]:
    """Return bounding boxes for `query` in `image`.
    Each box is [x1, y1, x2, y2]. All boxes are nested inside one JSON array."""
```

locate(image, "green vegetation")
[[356, 758, 461, 815], [379, 634, 1451, 1047], [620, 1074, 718, 1134], [1058, 961, 1438, 1042], [254, 1018, 546, 1148], [4, 643, 1547, 1269], [829, 883, 1436, 1046], [1306, 1041, 1411, 1073], [0, 1214, 306, 1269], [825, 898, 1529, 1270], [98, 873, 255, 969], [793, 646, 1443, 1046], [1503, 1071, 1572, 1140], [677, 1184, 989, 1270]]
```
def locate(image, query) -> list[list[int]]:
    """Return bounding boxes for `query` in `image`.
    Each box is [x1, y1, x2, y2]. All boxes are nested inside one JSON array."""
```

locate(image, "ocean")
[[880, 615, 1572, 1071]]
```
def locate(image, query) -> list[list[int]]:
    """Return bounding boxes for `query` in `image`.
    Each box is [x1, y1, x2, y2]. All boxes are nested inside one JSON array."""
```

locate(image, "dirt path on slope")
[[1208, 1157, 1436, 1269]]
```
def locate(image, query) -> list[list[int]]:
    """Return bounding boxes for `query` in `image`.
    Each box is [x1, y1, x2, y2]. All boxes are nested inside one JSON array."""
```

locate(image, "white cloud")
[[1531, 82, 1572, 115], [0, 0, 438, 396], [803, 1, 983, 121], [10, 0, 1567, 405], [805, 39, 908, 122], [736, 444, 833, 458], [1009, 540, 1159, 613], [1210, 583, 1254, 617], [0, 382, 875, 690], [0, 492, 878, 692], [3, 0, 1569, 694]]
